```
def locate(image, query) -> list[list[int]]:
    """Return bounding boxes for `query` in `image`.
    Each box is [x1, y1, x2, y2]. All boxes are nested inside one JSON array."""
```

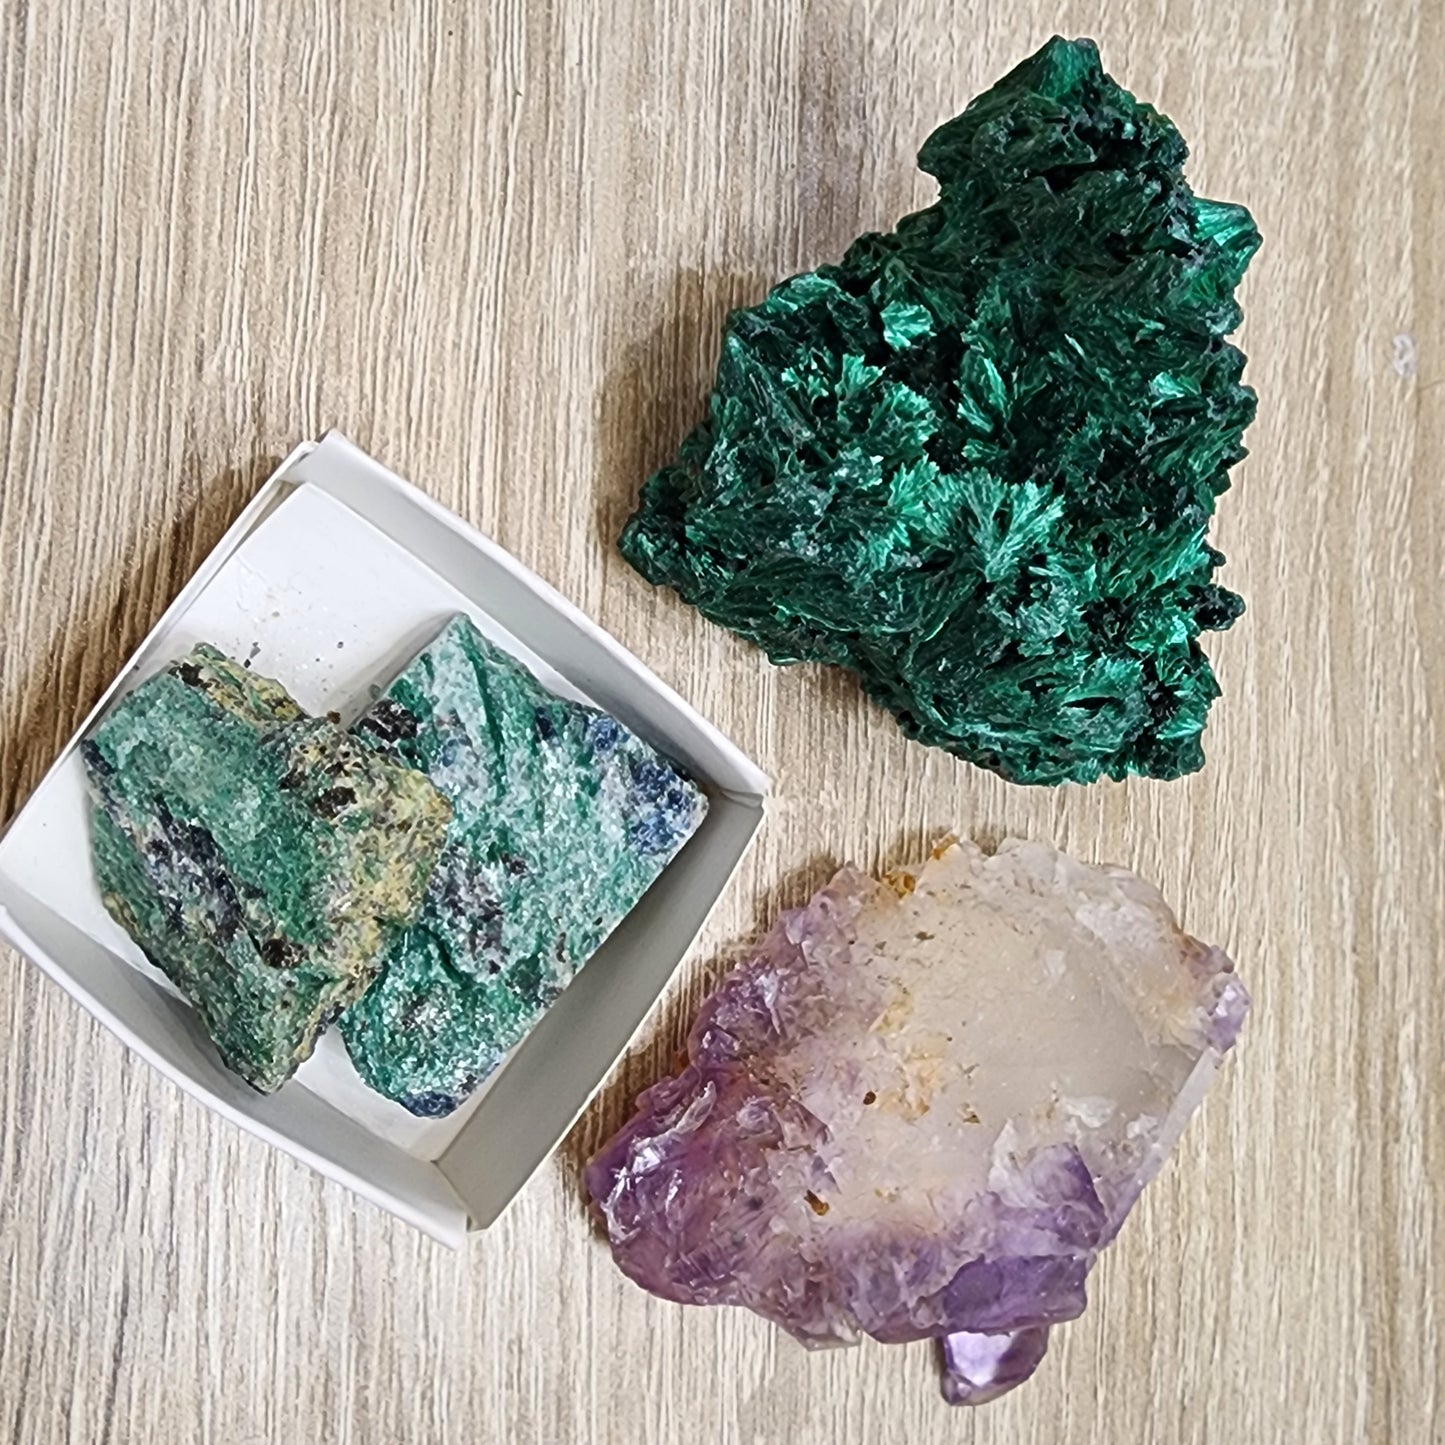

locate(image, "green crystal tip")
[[83, 645, 451, 1093], [619, 35, 1259, 786]]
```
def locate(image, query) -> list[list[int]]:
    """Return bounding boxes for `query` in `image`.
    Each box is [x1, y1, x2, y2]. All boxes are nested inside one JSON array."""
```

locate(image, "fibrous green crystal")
[[619, 36, 1259, 786], [339, 615, 708, 1116], [83, 646, 451, 1092]]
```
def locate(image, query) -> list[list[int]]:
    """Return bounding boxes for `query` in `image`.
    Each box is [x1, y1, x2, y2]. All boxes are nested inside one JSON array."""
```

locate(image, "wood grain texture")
[[0, 1, 1439, 1440]]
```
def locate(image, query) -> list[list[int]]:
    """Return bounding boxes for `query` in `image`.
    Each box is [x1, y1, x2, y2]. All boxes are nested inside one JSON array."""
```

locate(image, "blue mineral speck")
[[586, 714, 624, 755], [400, 1092, 462, 1118], [626, 759, 701, 856]]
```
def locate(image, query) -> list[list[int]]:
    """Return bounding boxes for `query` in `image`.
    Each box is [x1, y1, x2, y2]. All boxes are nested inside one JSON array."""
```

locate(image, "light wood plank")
[[1, 1, 1439, 1440]]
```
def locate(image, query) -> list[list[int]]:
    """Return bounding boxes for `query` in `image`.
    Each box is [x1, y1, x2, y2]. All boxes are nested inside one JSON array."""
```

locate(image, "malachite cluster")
[[83, 646, 451, 1092], [619, 36, 1259, 786], [339, 615, 709, 1117]]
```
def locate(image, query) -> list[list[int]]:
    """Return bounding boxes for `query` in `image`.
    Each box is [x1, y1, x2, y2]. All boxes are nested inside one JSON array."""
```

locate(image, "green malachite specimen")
[[84, 646, 451, 1092], [619, 36, 1259, 786], [340, 614, 708, 1117]]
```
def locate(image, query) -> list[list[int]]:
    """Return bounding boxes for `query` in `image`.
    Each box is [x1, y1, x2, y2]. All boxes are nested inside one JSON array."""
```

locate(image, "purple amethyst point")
[[586, 837, 1248, 1404], [940, 1327, 1052, 1405]]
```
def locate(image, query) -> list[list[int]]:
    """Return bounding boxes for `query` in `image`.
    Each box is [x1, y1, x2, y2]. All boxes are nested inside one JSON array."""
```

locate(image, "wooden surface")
[[1, 1, 1440, 1441]]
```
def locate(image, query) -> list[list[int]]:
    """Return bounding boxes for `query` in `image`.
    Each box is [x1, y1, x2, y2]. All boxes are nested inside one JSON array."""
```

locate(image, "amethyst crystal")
[[585, 838, 1247, 1404], [941, 1328, 1052, 1405]]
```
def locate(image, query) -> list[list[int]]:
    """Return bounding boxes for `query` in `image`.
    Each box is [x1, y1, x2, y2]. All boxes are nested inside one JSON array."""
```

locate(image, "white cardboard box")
[[0, 433, 768, 1245]]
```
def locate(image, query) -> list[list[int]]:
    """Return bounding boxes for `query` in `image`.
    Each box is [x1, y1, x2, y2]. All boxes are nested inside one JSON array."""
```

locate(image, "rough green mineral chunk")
[[83, 646, 451, 1092], [339, 614, 708, 1117], [619, 36, 1259, 786]]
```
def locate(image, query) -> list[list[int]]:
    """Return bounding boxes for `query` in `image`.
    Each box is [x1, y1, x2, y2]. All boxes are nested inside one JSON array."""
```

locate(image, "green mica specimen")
[[84, 646, 451, 1092], [619, 36, 1258, 786], [339, 615, 708, 1117]]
